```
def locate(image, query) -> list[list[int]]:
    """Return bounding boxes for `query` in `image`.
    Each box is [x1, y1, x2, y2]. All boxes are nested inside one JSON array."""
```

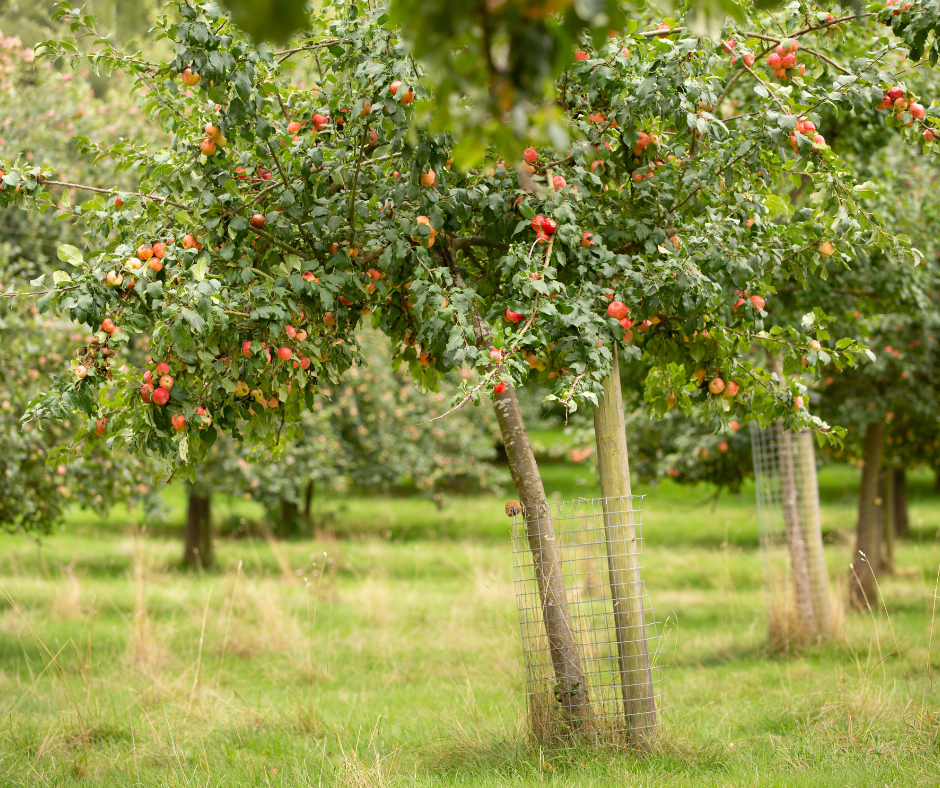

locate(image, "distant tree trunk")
[[935, 466, 940, 493], [184, 487, 213, 569], [494, 383, 592, 728], [593, 350, 657, 742], [796, 431, 832, 638], [303, 480, 314, 521], [849, 422, 884, 610], [893, 467, 909, 538], [881, 471, 895, 573], [279, 499, 300, 537]]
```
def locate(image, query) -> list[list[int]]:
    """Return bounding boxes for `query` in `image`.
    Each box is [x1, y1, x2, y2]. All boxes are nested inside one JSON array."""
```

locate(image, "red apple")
[[750, 295, 766, 310], [910, 102, 926, 119], [143, 370, 152, 384], [141, 383, 154, 402], [724, 380, 739, 397], [285, 325, 297, 339], [523, 147, 538, 164], [708, 378, 726, 394], [887, 85, 905, 101], [137, 244, 153, 261], [490, 348, 503, 363], [101, 318, 116, 334], [552, 175, 567, 190], [152, 242, 166, 259], [95, 417, 107, 436], [574, 50, 589, 62], [607, 301, 629, 320], [200, 138, 217, 156], [250, 214, 265, 228], [743, 53, 755, 67], [493, 381, 507, 395], [159, 374, 174, 390], [152, 387, 170, 405], [155, 362, 171, 376], [287, 121, 302, 133], [172, 413, 186, 431], [539, 217, 557, 236], [300, 356, 311, 369], [420, 169, 436, 187], [311, 113, 329, 130], [505, 308, 524, 323]]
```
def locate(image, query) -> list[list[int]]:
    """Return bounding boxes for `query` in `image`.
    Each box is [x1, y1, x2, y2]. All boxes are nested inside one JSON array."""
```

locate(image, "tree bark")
[[848, 421, 885, 610], [593, 350, 657, 741], [796, 430, 832, 639], [494, 384, 592, 727], [280, 499, 300, 537], [183, 487, 213, 569], [894, 467, 909, 538]]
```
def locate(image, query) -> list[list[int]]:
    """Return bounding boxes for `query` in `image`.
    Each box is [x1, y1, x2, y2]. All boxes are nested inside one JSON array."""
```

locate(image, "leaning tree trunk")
[[447, 251, 591, 730], [796, 431, 832, 639], [303, 480, 314, 521], [593, 350, 657, 741], [848, 421, 885, 610], [893, 467, 909, 538], [183, 487, 213, 569], [494, 384, 593, 726], [767, 354, 816, 637]]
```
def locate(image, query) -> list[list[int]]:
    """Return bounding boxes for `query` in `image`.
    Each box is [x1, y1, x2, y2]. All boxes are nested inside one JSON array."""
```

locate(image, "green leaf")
[[52, 270, 72, 285], [192, 259, 208, 282], [57, 244, 84, 266]]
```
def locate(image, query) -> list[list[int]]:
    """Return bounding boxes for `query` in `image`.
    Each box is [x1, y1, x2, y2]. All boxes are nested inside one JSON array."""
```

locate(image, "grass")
[[1, 460, 939, 786]]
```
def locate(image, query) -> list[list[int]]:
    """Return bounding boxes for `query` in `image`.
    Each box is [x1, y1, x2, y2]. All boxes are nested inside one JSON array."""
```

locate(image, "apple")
[[311, 113, 329, 131], [368, 268, 383, 280], [172, 413, 186, 431], [143, 370, 152, 384], [302, 271, 318, 282], [284, 325, 297, 339], [894, 97, 910, 112], [767, 52, 782, 69], [724, 380, 739, 397], [159, 374, 174, 390], [925, 129, 936, 143], [743, 53, 755, 67], [200, 138, 217, 156], [76, 365, 88, 379], [250, 214, 265, 228], [102, 318, 116, 334], [730, 420, 740, 431], [552, 175, 566, 189], [723, 39, 735, 54], [493, 381, 507, 395], [607, 301, 629, 320], [910, 102, 926, 119], [114, 196, 123, 208], [287, 121, 302, 133], [180, 68, 201, 86], [750, 295, 766, 310], [152, 387, 170, 406], [523, 147, 538, 164], [809, 339, 822, 351], [794, 396, 804, 409], [205, 123, 222, 141], [152, 242, 166, 259], [818, 240, 835, 256], [887, 86, 905, 101], [539, 217, 557, 236], [105, 271, 123, 288], [531, 215, 546, 232], [93, 417, 107, 436], [141, 383, 154, 402], [745, 217, 755, 228], [708, 378, 726, 395], [155, 362, 170, 376], [324, 312, 336, 327], [581, 232, 594, 248], [505, 308, 524, 323], [574, 50, 589, 61], [148, 259, 163, 273], [181, 234, 197, 250], [420, 169, 436, 187], [235, 381, 249, 397]]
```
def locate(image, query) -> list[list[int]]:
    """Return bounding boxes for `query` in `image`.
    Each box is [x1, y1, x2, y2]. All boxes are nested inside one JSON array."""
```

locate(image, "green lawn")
[[1, 462, 939, 786]]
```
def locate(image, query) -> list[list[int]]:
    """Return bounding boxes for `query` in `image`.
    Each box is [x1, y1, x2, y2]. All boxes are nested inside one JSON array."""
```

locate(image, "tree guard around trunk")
[[511, 496, 664, 746], [750, 423, 832, 646]]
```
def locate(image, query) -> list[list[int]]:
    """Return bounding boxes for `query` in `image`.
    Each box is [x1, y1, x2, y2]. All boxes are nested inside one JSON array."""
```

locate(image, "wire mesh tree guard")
[[750, 423, 833, 646], [511, 495, 665, 747]]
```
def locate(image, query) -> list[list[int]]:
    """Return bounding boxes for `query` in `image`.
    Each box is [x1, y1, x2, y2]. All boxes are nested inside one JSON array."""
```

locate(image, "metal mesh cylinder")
[[511, 496, 665, 746], [751, 423, 833, 646]]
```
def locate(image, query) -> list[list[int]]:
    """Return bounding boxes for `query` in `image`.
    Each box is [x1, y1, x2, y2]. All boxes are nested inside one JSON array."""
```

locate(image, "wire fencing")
[[511, 495, 665, 747], [751, 423, 833, 647]]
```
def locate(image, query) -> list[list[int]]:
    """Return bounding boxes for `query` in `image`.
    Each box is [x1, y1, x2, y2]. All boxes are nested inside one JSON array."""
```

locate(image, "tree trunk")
[[935, 466, 940, 493], [881, 470, 895, 573], [796, 431, 832, 639], [494, 383, 592, 727], [183, 487, 213, 569], [303, 480, 314, 521], [777, 425, 818, 637], [280, 499, 300, 537], [766, 354, 816, 637], [894, 467, 909, 538], [848, 421, 884, 609], [446, 252, 591, 731], [593, 350, 657, 741]]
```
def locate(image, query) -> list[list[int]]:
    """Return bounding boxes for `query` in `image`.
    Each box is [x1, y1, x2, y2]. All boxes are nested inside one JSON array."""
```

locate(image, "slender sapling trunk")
[[796, 430, 832, 638], [849, 421, 885, 610]]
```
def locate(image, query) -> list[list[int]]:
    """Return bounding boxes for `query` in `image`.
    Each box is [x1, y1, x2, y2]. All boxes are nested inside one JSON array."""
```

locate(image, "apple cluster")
[[876, 86, 933, 140]]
